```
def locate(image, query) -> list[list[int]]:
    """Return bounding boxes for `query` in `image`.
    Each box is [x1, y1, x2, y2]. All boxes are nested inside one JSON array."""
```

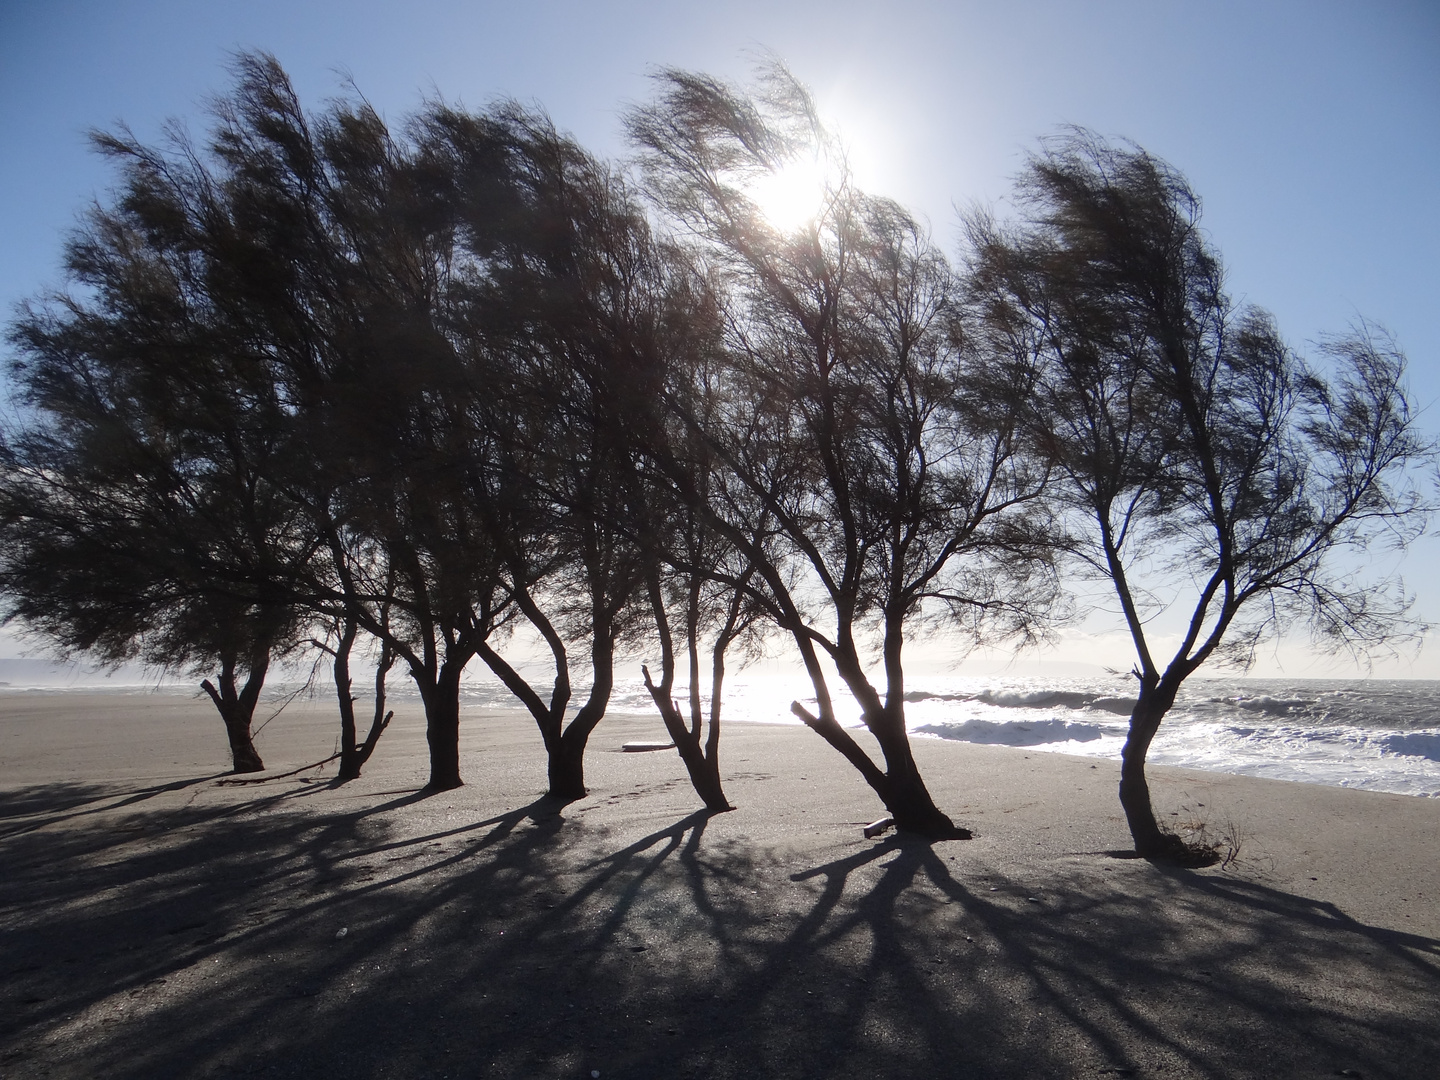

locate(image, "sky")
[[2, 0, 1438, 678]]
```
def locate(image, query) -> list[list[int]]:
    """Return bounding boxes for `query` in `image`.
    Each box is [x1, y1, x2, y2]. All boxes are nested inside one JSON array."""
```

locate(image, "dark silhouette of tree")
[[628, 67, 1058, 838], [635, 293, 766, 813], [193, 55, 516, 791], [434, 104, 674, 802], [0, 125, 317, 771], [637, 497, 762, 813], [967, 131, 1431, 860], [0, 54, 525, 788], [310, 609, 396, 781]]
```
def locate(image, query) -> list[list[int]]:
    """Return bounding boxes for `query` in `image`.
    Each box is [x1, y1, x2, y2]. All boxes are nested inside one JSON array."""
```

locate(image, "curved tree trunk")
[[639, 567, 732, 813], [818, 624, 968, 841], [1119, 680, 1191, 859], [219, 709, 265, 773], [200, 645, 270, 774], [789, 699, 967, 839], [333, 618, 362, 781], [1119, 708, 1168, 856], [547, 632, 615, 803], [334, 621, 395, 782], [642, 664, 731, 812], [870, 713, 966, 838]]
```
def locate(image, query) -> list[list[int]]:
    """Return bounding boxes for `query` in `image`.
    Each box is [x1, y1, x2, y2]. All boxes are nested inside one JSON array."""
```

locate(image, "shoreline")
[[3, 680, 1438, 800]]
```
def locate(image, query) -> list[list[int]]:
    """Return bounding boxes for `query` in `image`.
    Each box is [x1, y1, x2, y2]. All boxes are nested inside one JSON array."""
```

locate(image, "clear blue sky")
[[3, 0, 1438, 675]]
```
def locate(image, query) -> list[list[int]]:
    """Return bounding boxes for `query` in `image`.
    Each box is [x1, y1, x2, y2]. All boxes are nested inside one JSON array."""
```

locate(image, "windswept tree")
[[636, 283, 766, 813], [194, 55, 518, 791], [637, 479, 765, 815], [968, 132, 1431, 860], [628, 67, 1059, 837], [0, 135, 317, 771], [1, 54, 526, 789], [309, 604, 397, 782], [436, 104, 668, 802]]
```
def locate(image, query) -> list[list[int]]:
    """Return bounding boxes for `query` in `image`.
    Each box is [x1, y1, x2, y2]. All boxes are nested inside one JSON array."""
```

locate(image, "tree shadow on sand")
[[0, 775, 232, 838], [0, 785, 1436, 1080]]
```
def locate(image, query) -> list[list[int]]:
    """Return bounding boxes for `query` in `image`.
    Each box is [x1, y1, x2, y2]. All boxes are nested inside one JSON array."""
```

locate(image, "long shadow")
[[1, 781, 1437, 1080], [0, 774, 230, 837]]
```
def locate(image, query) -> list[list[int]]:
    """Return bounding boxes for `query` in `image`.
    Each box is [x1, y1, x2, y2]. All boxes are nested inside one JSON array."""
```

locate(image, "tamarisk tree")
[[968, 132, 1431, 860], [0, 121, 316, 771], [629, 67, 1058, 838]]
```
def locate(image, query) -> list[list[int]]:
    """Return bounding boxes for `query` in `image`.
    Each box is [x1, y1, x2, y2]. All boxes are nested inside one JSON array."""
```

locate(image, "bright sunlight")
[[747, 154, 831, 232]]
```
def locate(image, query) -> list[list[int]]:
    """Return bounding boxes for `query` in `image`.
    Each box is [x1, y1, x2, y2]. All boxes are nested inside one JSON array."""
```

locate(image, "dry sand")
[[0, 689, 1437, 1079]]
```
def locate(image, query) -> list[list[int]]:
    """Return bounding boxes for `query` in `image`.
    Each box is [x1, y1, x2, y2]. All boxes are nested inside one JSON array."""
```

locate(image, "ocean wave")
[[907, 688, 1136, 715], [1380, 731, 1440, 762], [1209, 695, 1320, 719], [914, 718, 1121, 747]]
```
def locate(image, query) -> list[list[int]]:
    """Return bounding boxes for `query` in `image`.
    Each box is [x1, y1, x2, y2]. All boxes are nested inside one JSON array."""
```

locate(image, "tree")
[[436, 103, 667, 802], [2, 54, 523, 790], [309, 608, 397, 782], [0, 132, 317, 772], [637, 512, 764, 814], [967, 131, 1431, 860], [636, 331, 767, 813], [195, 55, 515, 792], [629, 67, 1058, 837]]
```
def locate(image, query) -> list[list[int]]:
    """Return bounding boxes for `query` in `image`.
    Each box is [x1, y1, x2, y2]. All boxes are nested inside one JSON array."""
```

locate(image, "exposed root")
[[1158, 834, 1221, 868], [217, 753, 340, 785], [1142, 827, 1225, 868], [1172, 817, 1245, 870]]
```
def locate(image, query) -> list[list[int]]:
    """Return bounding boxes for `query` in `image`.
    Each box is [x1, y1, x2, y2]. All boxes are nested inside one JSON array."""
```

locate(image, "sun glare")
[[748, 156, 830, 233]]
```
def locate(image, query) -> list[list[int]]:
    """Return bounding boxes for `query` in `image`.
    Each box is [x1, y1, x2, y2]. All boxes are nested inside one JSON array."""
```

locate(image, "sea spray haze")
[[967, 131, 1432, 857]]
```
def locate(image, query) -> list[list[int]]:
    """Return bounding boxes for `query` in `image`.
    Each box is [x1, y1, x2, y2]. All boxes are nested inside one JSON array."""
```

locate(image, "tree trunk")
[[672, 727, 730, 813], [829, 626, 968, 841], [1120, 683, 1189, 859], [220, 708, 265, 773], [547, 736, 588, 804], [789, 697, 966, 839], [639, 567, 732, 813], [354, 641, 395, 775], [334, 623, 394, 782], [642, 664, 731, 813], [417, 665, 464, 792], [870, 711, 968, 839], [546, 630, 615, 803], [334, 619, 362, 781], [200, 647, 269, 774], [872, 615, 965, 838]]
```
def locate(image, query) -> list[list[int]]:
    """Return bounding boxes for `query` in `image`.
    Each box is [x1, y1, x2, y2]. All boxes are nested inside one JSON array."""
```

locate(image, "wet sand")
[[1, 690, 1437, 1079]]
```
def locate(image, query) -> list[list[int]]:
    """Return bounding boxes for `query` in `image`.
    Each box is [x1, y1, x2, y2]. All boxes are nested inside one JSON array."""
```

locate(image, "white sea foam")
[[900, 676, 1440, 797], [612, 671, 1440, 798]]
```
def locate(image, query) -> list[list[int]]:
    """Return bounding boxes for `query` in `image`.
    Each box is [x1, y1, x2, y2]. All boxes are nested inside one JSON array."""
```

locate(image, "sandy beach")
[[1, 690, 1437, 1079]]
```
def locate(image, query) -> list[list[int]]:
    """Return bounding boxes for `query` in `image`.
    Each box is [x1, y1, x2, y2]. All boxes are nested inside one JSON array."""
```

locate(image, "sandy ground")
[[0, 689, 1437, 1079]]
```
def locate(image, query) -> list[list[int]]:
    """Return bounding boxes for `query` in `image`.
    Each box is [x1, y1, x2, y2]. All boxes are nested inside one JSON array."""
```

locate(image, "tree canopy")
[[966, 130, 1431, 857]]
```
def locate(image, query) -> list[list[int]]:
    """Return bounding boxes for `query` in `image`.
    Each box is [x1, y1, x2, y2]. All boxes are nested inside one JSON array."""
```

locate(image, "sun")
[[747, 155, 830, 233]]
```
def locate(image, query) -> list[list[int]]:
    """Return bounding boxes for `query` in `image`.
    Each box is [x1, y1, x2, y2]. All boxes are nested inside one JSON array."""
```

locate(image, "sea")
[[3, 658, 1438, 798], [599, 672, 1440, 799]]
